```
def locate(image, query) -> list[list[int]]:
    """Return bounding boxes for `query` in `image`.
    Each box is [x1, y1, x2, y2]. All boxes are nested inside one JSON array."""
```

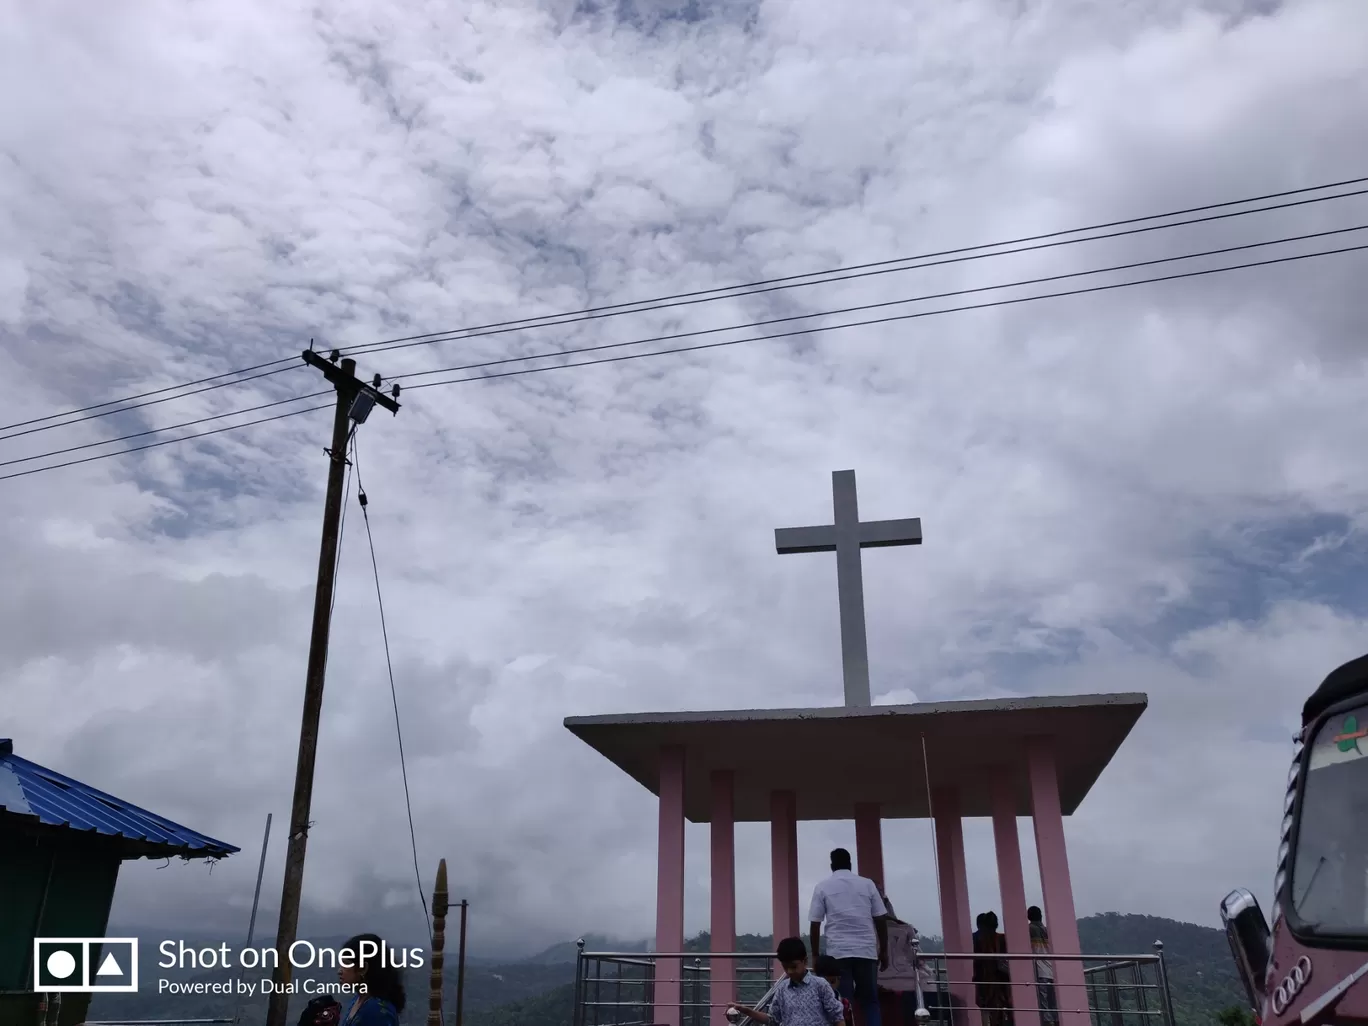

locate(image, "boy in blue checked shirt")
[[732, 938, 846, 1026]]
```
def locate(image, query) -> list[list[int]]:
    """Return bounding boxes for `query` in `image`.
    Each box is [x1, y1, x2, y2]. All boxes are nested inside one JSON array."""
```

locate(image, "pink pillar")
[[932, 787, 978, 1024], [1027, 739, 1089, 1026], [991, 773, 1041, 1026], [656, 746, 686, 1026], [770, 790, 799, 953], [711, 771, 737, 1026], [854, 803, 885, 893]]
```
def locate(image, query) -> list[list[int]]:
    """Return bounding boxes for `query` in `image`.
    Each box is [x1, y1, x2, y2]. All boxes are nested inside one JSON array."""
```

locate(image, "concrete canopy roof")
[[564, 693, 1147, 823]]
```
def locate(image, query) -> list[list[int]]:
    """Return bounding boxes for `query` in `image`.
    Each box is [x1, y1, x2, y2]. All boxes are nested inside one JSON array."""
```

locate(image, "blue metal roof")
[[0, 738, 239, 859]]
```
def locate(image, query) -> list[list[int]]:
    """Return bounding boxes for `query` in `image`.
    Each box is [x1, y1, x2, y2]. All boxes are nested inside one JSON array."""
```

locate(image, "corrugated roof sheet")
[[0, 738, 239, 859]]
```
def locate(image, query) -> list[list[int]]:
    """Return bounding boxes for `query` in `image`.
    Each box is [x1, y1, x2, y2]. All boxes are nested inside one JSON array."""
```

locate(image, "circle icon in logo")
[[45, 950, 77, 980]]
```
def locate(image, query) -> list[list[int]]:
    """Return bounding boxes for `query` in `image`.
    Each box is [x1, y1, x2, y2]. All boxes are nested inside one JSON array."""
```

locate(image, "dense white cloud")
[[2, 0, 1368, 961]]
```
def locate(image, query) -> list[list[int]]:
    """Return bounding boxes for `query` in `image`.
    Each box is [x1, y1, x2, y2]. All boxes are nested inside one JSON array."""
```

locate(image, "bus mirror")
[[1222, 888, 1272, 1011]]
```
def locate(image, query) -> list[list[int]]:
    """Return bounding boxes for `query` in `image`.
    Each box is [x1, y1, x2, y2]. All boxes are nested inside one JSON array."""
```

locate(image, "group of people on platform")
[[972, 907, 1059, 1026], [733, 847, 1060, 1026]]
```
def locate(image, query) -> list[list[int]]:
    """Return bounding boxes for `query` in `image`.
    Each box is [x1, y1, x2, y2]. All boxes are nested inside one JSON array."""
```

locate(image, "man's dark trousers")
[[836, 958, 882, 1026]]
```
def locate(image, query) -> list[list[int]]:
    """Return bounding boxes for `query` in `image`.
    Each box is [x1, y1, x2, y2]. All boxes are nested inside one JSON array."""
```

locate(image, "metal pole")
[[232, 813, 273, 1025], [454, 900, 468, 1026], [265, 358, 359, 1026], [573, 940, 586, 1026], [1153, 942, 1177, 1026], [246, 814, 273, 949]]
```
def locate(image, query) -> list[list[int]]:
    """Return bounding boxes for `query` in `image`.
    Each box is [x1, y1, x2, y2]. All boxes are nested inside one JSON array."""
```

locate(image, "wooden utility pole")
[[265, 350, 400, 1026]]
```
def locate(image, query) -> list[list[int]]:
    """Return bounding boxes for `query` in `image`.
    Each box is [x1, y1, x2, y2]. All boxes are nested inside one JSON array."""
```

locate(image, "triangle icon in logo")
[[96, 952, 123, 977]]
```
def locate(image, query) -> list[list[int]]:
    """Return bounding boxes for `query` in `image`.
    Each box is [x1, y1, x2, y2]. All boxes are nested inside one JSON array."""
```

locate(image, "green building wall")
[[0, 833, 121, 1026]]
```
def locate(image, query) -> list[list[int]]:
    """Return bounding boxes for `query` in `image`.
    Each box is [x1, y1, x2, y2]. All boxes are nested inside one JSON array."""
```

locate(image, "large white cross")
[[775, 470, 922, 707]]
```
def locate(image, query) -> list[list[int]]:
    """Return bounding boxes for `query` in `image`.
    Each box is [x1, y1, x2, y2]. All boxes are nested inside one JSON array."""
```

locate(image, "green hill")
[[1077, 912, 1246, 1025]]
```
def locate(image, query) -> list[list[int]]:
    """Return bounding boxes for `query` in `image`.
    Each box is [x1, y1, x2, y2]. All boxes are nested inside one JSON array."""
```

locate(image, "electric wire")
[[348, 184, 1368, 364], [353, 436, 435, 951], [919, 735, 946, 957], [0, 403, 331, 482], [0, 363, 303, 440], [328, 433, 355, 642], [402, 240, 1368, 389], [339, 180, 1368, 361], [396, 223, 1368, 386], [2, 238, 1365, 483], [7, 175, 1366, 436], [6, 225, 1349, 473], [0, 390, 330, 470], [17, 219, 1331, 473]]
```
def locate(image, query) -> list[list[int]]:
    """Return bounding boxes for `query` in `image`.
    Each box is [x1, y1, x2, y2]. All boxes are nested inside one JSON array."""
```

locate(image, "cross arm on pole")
[[301, 349, 401, 413]]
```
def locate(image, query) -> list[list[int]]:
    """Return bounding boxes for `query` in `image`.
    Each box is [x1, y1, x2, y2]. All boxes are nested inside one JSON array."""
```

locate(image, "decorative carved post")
[[429, 859, 449, 1026]]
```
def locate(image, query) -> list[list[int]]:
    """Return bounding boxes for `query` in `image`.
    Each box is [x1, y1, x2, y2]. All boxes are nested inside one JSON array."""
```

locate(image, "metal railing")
[[0, 989, 234, 1026], [574, 941, 1177, 1026]]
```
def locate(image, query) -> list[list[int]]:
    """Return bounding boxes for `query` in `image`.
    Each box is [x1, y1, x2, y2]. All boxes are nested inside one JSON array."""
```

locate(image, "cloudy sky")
[[4, 0, 1368, 960]]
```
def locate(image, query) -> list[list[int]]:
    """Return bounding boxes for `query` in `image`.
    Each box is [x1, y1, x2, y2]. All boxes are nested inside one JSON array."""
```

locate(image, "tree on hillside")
[[1217, 1005, 1256, 1026]]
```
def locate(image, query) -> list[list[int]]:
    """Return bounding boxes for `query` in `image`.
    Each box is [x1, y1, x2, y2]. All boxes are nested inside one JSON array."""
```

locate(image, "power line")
[[340, 180, 1368, 362], [2, 238, 1364, 484], [6, 226, 1345, 475], [8, 175, 1366, 436], [352, 436, 433, 946], [0, 362, 301, 438], [0, 402, 330, 482], [404, 241, 1368, 390], [0, 390, 330, 470], [390, 223, 1366, 383]]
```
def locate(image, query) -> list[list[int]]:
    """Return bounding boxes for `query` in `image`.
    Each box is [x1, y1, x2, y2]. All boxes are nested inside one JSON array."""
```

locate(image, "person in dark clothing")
[[815, 955, 855, 1026], [337, 934, 406, 1026], [971, 913, 1014, 1026]]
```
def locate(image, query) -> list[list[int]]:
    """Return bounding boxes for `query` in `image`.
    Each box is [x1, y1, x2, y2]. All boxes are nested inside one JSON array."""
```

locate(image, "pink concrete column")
[[854, 803, 885, 893], [1027, 738, 1089, 1026], [656, 745, 686, 1026], [991, 773, 1041, 1026], [770, 790, 799, 953], [932, 786, 979, 1024], [711, 770, 737, 1026]]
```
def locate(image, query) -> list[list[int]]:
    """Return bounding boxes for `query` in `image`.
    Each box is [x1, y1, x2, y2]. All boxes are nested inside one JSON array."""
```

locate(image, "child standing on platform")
[[815, 956, 855, 1026], [732, 937, 846, 1026]]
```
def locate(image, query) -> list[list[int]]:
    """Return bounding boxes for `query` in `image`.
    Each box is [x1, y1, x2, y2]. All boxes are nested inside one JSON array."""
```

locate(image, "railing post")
[[1130, 961, 1147, 1019], [1153, 943, 1177, 1026], [1104, 964, 1122, 1026], [615, 957, 626, 1026], [573, 939, 586, 1026], [648, 953, 658, 1025]]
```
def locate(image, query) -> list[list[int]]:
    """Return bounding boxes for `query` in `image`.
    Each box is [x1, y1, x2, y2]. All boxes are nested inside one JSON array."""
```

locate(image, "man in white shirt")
[[808, 848, 890, 1026]]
